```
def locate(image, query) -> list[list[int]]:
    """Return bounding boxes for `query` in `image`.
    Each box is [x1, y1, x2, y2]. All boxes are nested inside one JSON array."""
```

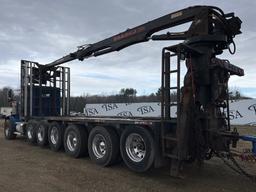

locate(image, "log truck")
[[4, 5, 256, 177]]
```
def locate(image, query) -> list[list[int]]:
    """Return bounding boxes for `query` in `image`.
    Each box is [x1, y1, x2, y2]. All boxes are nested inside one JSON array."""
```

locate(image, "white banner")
[[228, 99, 256, 125], [84, 99, 256, 125]]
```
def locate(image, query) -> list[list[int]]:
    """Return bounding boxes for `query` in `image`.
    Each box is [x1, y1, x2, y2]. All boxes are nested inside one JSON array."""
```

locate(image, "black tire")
[[4, 119, 16, 140], [48, 122, 63, 152], [36, 121, 49, 147], [64, 124, 88, 158], [120, 126, 155, 173], [88, 126, 119, 167], [26, 120, 38, 144]]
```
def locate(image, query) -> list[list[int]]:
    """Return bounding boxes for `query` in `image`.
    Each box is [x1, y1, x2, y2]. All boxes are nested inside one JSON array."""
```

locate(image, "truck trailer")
[[3, 5, 256, 177]]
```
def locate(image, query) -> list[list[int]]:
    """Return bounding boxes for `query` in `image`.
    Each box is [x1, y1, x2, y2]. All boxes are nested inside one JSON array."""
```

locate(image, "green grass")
[[231, 125, 256, 151], [234, 125, 256, 135]]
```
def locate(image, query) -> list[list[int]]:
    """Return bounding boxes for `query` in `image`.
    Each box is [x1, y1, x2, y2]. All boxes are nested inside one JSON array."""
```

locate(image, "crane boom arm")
[[45, 5, 241, 68]]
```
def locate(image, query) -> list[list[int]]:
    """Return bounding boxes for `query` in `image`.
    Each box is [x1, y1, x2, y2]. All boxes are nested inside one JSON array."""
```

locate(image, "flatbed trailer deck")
[[35, 116, 166, 124]]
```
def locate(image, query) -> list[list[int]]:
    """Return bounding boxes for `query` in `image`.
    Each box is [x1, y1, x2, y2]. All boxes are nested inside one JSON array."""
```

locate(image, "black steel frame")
[[20, 60, 70, 119]]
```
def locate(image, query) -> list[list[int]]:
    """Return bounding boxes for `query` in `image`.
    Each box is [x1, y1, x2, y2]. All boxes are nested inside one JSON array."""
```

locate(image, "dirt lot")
[[0, 121, 256, 192]]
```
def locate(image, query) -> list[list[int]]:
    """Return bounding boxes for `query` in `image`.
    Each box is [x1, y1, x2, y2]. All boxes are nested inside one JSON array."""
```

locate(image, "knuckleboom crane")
[[45, 6, 241, 67], [7, 6, 256, 177]]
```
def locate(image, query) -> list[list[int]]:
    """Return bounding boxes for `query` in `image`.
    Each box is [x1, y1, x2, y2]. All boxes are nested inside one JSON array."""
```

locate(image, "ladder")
[[160, 44, 202, 176], [160, 46, 181, 160]]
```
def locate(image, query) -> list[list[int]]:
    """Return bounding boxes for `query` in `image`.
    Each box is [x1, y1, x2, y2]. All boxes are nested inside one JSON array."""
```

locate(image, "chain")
[[229, 154, 256, 182], [188, 53, 196, 102], [217, 151, 256, 183]]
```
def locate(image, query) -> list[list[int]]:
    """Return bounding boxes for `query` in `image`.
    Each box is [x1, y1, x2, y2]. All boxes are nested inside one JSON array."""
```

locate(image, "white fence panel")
[[84, 99, 256, 125]]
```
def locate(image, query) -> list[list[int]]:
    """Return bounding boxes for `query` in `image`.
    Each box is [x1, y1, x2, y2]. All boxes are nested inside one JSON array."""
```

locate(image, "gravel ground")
[[0, 123, 256, 192]]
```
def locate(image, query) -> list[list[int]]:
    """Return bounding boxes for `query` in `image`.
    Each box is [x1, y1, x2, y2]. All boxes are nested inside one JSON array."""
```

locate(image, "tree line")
[[70, 88, 162, 112], [0, 86, 252, 113]]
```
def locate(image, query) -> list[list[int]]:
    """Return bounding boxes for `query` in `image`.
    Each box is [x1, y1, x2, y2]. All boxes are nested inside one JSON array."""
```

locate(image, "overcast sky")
[[0, 0, 255, 97]]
